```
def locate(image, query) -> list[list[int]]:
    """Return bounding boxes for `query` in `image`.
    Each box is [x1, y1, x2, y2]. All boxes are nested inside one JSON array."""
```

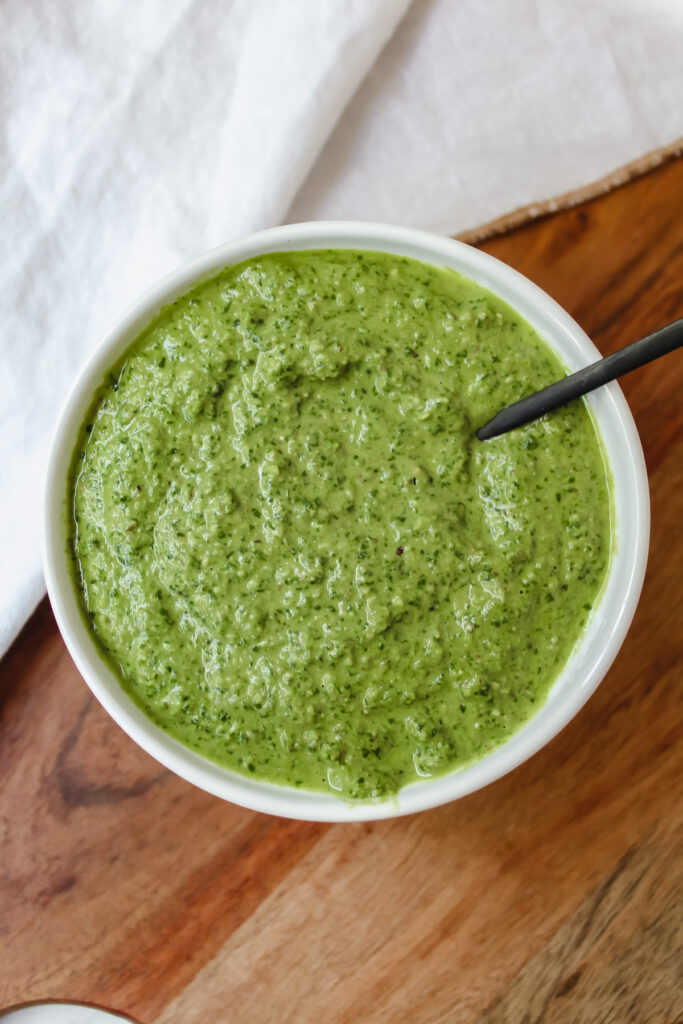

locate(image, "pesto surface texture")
[[69, 250, 611, 799]]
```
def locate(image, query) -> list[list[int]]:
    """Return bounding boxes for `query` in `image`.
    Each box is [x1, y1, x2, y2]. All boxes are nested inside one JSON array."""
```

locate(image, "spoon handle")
[[477, 317, 683, 441]]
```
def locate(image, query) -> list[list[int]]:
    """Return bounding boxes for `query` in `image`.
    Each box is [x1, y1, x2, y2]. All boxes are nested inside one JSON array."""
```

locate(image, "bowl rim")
[[43, 220, 650, 822]]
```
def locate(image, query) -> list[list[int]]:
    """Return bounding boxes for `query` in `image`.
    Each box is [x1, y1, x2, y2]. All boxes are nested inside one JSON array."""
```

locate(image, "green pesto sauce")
[[69, 250, 611, 800]]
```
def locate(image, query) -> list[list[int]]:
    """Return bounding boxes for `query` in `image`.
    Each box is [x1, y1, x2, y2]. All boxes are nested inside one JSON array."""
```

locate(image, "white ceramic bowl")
[[43, 222, 650, 822]]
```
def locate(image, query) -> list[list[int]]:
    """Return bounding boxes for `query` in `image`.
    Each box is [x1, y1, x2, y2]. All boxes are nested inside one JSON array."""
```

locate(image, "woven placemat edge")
[[457, 137, 683, 245]]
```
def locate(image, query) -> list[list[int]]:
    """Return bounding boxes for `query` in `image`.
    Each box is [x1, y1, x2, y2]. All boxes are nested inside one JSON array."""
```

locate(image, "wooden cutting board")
[[1, 158, 682, 1024]]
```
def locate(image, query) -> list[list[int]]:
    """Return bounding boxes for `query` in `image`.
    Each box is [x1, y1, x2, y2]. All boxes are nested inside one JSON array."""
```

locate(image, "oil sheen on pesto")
[[69, 250, 611, 799]]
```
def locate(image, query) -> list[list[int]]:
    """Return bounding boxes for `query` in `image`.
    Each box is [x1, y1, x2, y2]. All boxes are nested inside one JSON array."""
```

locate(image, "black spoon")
[[477, 317, 683, 441]]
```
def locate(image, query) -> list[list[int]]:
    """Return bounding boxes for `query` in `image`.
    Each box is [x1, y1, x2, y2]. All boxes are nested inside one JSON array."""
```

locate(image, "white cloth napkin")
[[289, 0, 683, 232], [1, 0, 681, 657]]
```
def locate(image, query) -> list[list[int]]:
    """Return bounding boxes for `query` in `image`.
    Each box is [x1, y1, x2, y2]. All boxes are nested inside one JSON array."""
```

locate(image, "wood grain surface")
[[1, 158, 682, 1024]]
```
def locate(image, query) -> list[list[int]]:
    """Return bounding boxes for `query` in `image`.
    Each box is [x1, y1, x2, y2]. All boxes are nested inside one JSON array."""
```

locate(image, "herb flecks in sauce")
[[69, 251, 610, 799]]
